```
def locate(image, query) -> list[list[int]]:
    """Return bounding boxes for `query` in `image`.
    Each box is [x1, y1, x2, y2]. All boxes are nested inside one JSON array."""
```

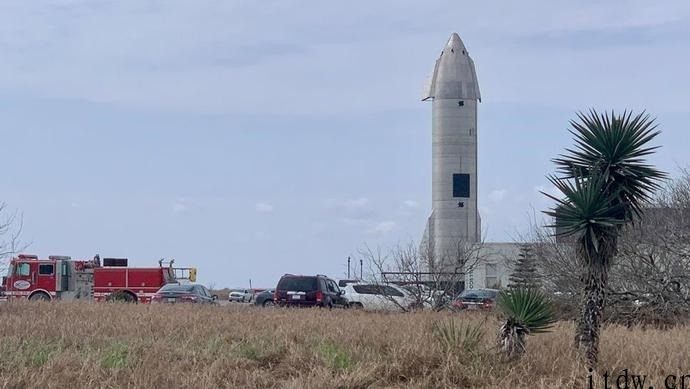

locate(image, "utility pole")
[[347, 256, 351, 278], [360, 259, 363, 280], [249, 279, 252, 289]]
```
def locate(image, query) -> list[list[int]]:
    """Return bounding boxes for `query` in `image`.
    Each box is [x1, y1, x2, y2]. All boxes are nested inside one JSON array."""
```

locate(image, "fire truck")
[[0, 254, 197, 303]]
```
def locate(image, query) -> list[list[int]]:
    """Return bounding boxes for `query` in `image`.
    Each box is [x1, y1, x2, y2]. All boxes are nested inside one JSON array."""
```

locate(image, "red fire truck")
[[0, 254, 197, 303]]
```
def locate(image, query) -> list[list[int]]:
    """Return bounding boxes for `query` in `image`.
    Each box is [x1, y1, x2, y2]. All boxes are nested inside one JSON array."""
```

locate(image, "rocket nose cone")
[[445, 33, 467, 52]]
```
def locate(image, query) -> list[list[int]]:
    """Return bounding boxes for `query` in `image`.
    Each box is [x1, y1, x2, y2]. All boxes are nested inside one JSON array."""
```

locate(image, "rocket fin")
[[421, 58, 440, 101], [468, 56, 481, 102], [420, 210, 435, 256]]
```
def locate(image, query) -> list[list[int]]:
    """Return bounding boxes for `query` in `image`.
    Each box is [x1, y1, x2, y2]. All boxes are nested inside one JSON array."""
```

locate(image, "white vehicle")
[[228, 289, 252, 303], [342, 283, 418, 312], [402, 284, 443, 308]]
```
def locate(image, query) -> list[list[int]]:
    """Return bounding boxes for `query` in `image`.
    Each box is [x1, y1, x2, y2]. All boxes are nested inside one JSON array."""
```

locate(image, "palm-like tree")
[[497, 288, 556, 359], [544, 110, 666, 366]]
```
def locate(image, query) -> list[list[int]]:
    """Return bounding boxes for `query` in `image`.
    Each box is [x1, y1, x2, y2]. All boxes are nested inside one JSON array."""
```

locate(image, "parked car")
[[274, 274, 348, 308], [452, 288, 499, 310], [401, 284, 447, 309], [254, 289, 275, 307], [151, 283, 217, 304], [228, 289, 253, 303], [343, 283, 418, 312]]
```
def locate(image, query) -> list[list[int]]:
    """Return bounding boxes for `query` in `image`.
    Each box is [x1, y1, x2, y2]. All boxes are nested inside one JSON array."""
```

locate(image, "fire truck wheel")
[[29, 292, 51, 302], [107, 291, 137, 303]]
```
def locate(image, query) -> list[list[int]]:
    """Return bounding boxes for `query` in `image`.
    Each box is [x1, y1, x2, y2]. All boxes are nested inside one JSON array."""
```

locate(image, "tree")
[[544, 110, 666, 367], [359, 237, 487, 311], [507, 244, 541, 290], [0, 202, 23, 275], [606, 169, 690, 326]]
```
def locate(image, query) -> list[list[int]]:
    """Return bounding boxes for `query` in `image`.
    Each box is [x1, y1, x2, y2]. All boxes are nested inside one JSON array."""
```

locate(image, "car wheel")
[[263, 300, 275, 308], [350, 302, 364, 309]]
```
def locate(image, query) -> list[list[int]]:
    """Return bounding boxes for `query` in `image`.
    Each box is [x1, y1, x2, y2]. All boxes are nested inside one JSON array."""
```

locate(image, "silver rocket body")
[[422, 33, 481, 264]]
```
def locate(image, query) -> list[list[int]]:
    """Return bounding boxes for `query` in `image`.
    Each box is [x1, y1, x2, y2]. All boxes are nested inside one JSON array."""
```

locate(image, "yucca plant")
[[544, 110, 666, 367], [496, 288, 556, 359], [432, 318, 485, 356]]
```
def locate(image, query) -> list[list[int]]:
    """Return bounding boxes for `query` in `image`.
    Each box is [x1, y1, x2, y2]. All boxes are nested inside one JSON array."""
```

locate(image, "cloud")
[[326, 197, 369, 210], [403, 200, 419, 208], [255, 202, 274, 213], [2, 2, 690, 115], [172, 198, 189, 213], [253, 231, 269, 239], [488, 189, 507, 203], [366, 221, 396, 235], [325, 197, 377, 222]]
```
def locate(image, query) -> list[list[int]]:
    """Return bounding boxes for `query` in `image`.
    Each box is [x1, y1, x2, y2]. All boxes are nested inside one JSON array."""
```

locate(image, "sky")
[[1, 1, 689, 288]]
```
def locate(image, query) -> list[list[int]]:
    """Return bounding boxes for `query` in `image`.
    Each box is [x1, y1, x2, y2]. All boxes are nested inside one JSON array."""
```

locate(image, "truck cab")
[[2, 255, 81, 301]]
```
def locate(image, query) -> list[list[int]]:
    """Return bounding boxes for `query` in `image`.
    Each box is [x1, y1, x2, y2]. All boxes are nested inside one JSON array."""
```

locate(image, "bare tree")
[[531, 169, 690, 326], [358, 237, 487, 311], [0, 203, 24, 275], [606, 168, 690, 326]]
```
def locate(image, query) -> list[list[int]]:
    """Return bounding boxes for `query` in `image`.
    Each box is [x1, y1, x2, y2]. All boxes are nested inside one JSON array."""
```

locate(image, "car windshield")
[[277, 277, 317, 291], [459, 289, 498, 299], [159, 284, 195, 293]]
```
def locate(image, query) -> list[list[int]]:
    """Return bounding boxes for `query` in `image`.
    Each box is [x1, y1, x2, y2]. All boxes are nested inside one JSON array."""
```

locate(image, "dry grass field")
[[0, 302, 688, 389]]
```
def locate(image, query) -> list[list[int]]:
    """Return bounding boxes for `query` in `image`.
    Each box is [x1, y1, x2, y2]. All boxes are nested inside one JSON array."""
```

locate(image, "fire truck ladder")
[[158, 259, 197, 283]]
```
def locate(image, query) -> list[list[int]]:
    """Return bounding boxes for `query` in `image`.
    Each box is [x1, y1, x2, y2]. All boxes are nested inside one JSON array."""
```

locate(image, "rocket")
[[421, 33, 481, 262]]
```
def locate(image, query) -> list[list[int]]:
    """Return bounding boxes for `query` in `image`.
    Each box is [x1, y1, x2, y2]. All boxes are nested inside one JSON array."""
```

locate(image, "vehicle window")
[[459, 289, 496, 299], [199, 286, 210, 297], [459, 290, 478, 298], [159, 284, 195, 292], [277, 277, 318, 291], [381, 285, 404, 297], [15, 263, 30, 277], [39, 264, 54, 275], [474, 290, 495, 299], [327, 280, 340, 294], [352, 284, 403, 297], [192, 285, 209, 297], [338, 279, 357, 287], [352, 285, 377, 295]]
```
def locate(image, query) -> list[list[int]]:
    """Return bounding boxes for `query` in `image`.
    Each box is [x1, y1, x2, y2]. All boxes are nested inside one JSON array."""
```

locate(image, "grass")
[[0, 301, 688, 388], [431, 318, 485, 356]]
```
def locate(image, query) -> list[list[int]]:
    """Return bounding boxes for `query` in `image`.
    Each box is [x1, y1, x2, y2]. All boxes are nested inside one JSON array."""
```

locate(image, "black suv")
[[274, 274, 348, 308]]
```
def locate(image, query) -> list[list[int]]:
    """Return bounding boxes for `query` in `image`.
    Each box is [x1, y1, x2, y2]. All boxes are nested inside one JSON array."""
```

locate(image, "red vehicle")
[[0, 254, 197, 303]]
